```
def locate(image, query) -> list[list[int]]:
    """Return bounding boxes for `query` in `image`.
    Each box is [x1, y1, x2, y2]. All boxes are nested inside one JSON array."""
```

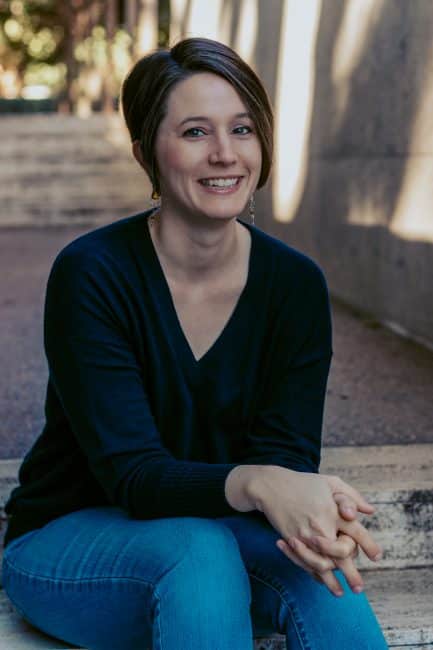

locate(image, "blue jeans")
[[2, 507, 388, 649]]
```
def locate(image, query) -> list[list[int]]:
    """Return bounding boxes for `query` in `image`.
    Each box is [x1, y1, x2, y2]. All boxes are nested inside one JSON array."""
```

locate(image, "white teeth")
[[201, 178, 239, 187]]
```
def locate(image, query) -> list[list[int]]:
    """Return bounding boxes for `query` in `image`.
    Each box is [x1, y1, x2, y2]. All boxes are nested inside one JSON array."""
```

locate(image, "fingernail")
[[373, 552, 383, 561], [335, 590, 344, 597], [353, 585, 364, 594], [343, 506, 355, 516]]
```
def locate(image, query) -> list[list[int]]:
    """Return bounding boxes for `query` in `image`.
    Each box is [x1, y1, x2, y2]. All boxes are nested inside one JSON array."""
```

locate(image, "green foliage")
[[0, 0, 63, 65], [0, 0, 64, 94], [0, 0, 169, 107], [74, 24, 132, 85]]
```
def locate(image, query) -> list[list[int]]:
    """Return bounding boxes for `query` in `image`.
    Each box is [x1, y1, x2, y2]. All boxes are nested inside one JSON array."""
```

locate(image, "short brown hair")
[[121, 37, 274, 194]]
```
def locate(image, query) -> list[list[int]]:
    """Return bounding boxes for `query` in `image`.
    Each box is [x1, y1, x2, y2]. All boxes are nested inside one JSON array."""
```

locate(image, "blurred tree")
[[0, 0, 168, 112], [158, 0, 169, 47], [0, 0, 65, 98], [57, 0, 105, 113]]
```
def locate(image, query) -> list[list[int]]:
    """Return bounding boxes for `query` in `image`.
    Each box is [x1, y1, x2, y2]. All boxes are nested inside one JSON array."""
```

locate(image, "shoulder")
[[251, 225, 329, 298], [251, 228, 333, 357], [49, 210, 150, 280]]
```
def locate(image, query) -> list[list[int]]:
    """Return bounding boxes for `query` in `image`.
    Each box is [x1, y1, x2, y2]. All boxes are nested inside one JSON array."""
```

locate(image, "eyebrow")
[[178, 112, 252, 127]]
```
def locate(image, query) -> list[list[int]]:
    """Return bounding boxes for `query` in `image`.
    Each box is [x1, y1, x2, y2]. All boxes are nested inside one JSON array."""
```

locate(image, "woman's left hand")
[[321, 475, 382, 563], [287, 476, 382, 563], [276, 483, 382, 596], [324, 474, 376, 519]]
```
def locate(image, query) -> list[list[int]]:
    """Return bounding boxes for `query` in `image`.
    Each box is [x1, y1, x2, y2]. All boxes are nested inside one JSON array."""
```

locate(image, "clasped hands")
[[278, 476, 381, 597], [255, 468, 382, 598]]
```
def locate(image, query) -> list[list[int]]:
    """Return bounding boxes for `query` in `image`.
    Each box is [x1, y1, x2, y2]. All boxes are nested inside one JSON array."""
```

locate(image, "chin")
[[199, 199, 248, 220], [203, 209, 243, 222]]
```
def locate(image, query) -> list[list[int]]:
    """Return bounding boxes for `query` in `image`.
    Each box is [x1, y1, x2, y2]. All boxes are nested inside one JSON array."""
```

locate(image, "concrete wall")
[[170, 0, 433, 348]]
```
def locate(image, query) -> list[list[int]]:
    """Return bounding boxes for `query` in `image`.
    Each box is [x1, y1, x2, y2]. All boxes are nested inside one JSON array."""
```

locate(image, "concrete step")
[[0, 567, 432, 649], [0, 589, 77, 648], [0, 115, 149, 227], [320, 443, 433, 569], [2, 444, 432, 570]]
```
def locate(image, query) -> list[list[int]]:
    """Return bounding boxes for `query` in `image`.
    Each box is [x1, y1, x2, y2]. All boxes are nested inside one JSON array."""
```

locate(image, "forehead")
[[164, 72, 248, 122]]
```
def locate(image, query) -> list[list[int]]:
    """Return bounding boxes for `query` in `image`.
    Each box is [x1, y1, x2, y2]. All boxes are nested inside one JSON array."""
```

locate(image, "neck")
[[148, 208, 242, 286]]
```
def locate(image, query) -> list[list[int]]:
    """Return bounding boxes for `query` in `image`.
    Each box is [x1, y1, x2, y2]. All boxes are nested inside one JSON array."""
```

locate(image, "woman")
[[2, 38, 388, 649]]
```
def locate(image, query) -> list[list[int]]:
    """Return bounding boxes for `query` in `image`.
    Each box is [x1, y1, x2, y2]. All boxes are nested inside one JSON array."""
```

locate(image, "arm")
[[230, 258, 332, 478], [229, 259, 381, 590], [236, 261, 332, 474], [44, 247, 246, 520], [224, 262, 340, 536]]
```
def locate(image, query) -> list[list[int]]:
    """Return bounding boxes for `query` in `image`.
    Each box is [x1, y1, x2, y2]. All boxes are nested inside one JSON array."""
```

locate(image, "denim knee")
[[155, 518, 252, 611]]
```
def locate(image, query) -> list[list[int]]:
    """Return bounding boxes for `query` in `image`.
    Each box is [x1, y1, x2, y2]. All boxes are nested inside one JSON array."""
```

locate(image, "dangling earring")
[[149, 189, 161, 227], [249, 194, 255, 225]]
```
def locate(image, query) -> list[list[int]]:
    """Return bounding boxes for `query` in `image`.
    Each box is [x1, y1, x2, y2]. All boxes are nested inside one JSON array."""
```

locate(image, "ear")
[[132, 140, 146, 169]]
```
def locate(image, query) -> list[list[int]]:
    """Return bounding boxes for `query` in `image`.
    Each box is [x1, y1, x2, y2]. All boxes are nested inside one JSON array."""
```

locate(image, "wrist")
[[246, 464, 299, 512], [241, 464, 290, 512], [224, 465, 269, 512]]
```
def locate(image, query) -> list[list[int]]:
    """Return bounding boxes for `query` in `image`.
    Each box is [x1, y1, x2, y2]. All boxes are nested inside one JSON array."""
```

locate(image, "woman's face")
[[154, 72, 262, 224]]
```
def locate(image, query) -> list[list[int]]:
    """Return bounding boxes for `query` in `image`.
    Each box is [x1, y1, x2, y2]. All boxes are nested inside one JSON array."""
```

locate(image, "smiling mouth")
[[198, 177, 243, 188]]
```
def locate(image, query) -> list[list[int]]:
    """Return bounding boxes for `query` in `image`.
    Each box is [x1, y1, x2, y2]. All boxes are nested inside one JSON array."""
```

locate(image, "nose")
[[208, 132, 237, 165]]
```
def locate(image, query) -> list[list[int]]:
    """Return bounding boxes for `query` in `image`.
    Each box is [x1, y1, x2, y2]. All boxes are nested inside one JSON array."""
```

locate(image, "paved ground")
[[1, 225, 432, 459]]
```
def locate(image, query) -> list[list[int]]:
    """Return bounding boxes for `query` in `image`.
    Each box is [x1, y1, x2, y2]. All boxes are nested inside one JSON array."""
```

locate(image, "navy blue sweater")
[[4, 209, 332, 548]]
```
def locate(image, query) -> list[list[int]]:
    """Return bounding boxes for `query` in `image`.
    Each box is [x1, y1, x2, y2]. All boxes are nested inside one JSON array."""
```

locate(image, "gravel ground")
[[1, 224, 432, 459]]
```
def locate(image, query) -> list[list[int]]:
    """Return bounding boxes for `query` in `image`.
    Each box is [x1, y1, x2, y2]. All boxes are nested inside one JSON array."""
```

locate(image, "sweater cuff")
[[155, 461, 245, 518]]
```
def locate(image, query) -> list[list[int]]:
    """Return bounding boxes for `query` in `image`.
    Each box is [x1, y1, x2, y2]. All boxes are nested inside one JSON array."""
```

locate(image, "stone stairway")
[[1, 444, 432, 649], [0, 114, 149, 228]]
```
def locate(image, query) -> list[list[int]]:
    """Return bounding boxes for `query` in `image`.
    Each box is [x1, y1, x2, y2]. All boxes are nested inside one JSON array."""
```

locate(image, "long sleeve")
[[237, 260, 333, 474], [44, 247, 241, 520]]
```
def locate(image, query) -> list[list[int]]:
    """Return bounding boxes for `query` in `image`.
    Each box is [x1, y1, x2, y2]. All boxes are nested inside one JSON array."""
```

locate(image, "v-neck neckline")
[[142, 209, 258, 370]]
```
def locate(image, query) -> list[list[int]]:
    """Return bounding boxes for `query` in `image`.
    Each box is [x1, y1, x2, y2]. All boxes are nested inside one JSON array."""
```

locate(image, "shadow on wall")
[[263, 0, 433, 347]]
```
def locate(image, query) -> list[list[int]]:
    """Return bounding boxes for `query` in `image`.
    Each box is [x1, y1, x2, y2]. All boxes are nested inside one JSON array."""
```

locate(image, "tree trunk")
[[135, 0, 159, 57]]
